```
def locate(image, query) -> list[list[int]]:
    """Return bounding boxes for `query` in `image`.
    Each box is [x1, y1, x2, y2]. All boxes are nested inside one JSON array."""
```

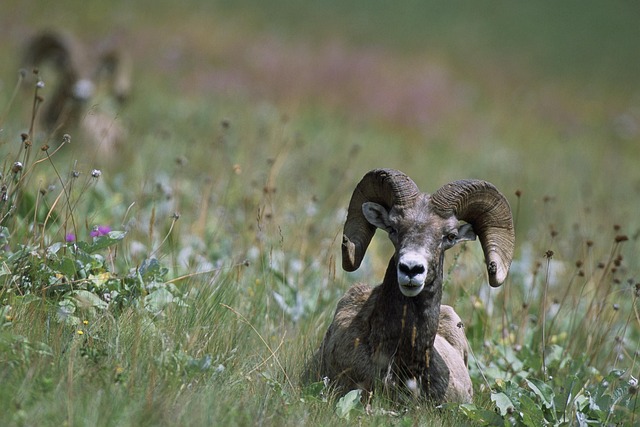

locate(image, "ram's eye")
[[445, 233, 457, 243]]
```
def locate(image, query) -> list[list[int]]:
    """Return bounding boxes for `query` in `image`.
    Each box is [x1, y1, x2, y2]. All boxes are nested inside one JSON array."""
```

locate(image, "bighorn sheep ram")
[[304, 168, 514, 403], [22, 30, 131, 152]]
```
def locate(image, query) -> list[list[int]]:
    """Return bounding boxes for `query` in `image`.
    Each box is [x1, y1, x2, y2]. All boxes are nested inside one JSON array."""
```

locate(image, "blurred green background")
[[2, 0, 638, 205]]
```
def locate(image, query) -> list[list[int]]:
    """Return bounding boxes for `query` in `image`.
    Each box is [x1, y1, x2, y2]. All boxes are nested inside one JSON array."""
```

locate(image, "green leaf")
[[73, 290, 108, 310], [459, 403, 505, 426], [492, 391, 516, 416], [302, 381, 327, 401], [51, 257, 77, 278], [144, 288, 175, 312], [335, 389, 363, 420], [519, 393, 546, 427], [57, 299, 80, 325], [86, 231, 127, 254], [526, 378, 555, 409], [139, 258, 168, 281]]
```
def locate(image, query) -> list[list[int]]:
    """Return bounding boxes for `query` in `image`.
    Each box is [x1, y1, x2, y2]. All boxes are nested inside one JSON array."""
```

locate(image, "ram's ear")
[[362, 202, 393, 232]]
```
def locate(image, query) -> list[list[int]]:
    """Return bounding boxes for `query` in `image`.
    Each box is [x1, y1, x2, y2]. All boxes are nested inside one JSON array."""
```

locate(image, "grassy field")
[[1, 1, 639, 425]]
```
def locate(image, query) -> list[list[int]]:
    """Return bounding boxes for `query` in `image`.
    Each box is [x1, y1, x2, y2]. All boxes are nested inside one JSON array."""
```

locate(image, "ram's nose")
[[398, 261, 425, 279], [397, 253, 428, 288]]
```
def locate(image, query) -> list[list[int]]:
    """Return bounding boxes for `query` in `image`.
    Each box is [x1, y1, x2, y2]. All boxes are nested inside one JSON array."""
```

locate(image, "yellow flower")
[[77, 330, 84, 335], [83, 320, 89, 325]]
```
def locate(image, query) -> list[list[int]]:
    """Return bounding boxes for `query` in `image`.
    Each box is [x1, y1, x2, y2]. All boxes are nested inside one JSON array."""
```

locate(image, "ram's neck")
[[374, 257, 449, 401], [374, 257, 443, 350]]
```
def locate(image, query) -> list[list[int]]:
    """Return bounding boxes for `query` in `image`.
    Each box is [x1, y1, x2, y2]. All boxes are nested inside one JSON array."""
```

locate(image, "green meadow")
[[0, 1, 638, 425]]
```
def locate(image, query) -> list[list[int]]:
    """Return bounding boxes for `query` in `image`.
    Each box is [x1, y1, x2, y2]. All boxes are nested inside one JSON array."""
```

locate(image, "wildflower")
[[83, 320, 89, 325], [76, 330, 84, 335], [90, 225, 111, 237], [12, 162, 23, 173], [91, 169, 102, 178], [65, 233, 76, 242]]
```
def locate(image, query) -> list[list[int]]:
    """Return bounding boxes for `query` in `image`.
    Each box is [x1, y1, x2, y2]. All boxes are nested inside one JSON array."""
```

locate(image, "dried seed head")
[[221, 118, 231, 129], [576, 260, 583, 268], [586, 240, 594, 247], [91, 169, 102, 178], [72, 171, 80, 178], [615, 235, 629, 243], [515, 190, 522, 197], [19, 68, 27, 78], [545, 250, 554, 258], [36, 80, 45, 89], [62, 134, 71, 144], [12, 162, 23, 173], [21, 133, 29, 142]]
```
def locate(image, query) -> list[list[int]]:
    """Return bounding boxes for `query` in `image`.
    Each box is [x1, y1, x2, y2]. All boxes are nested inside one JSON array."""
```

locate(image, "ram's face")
[[362, 196, 476, 297]]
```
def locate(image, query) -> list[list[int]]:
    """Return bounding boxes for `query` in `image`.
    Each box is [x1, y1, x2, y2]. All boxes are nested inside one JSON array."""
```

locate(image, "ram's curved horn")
[[96, 47, 132, 103], [430, 180, 514, 287], [342, 168, 420, 271], [22, 31, 92, 129]]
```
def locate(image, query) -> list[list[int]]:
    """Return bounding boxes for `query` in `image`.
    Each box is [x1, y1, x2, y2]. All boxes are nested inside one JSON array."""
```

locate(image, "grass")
[[0, 0, 639, 425]]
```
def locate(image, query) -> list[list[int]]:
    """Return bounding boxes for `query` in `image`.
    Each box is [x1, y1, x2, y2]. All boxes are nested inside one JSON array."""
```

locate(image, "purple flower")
[[65, 233, 76, 242], [90, 225, 111, 238]]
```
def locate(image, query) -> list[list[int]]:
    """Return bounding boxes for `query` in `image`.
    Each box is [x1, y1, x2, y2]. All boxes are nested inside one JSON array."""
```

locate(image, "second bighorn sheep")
[[22, 30, 132, 151], [305, 168, 514, 403]]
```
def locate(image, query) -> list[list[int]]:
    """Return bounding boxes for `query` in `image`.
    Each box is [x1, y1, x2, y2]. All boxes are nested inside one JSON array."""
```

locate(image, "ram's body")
[[304, 169, 514, 404], [308, 281, 472, 402]]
